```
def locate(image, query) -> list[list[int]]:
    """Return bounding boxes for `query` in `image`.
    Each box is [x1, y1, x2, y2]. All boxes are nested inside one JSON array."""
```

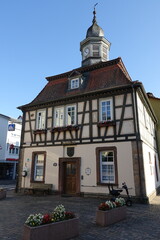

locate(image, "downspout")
[[132, 84, 145, 202]]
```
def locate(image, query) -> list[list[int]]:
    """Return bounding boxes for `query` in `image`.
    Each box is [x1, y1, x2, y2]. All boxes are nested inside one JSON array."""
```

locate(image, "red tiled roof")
[[18, 58, 133, 109]]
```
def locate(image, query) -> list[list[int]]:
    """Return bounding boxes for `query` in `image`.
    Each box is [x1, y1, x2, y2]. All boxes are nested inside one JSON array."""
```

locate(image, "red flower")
[[98, 203, 110, 211], [42, 214, 51, 224]]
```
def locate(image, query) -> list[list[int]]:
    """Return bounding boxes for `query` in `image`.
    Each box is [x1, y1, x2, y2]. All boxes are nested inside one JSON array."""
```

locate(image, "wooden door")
[[64, 162, 76, 194]]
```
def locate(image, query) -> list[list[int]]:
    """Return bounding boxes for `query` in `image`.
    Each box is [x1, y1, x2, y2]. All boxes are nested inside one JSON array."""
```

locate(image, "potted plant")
[[96, 198, 127, 226], [0, 188, 6, 200], [23, 204, 79, 240]]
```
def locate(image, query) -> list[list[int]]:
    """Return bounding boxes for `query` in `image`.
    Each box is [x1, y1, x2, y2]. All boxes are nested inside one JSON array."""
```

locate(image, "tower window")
[[92, 44, 99, 57], [103, 46, 108, 59]]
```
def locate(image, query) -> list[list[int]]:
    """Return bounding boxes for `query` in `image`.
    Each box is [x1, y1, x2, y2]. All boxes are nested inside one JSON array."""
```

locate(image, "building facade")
[[18, 10, 160, 202], [147, 93, 160, 158], [0, 114, 22, 179]]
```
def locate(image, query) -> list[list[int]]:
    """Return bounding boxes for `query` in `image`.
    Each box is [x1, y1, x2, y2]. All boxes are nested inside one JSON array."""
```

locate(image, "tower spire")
[[93, 3, 98, 24], [80, 3, 111, 66]]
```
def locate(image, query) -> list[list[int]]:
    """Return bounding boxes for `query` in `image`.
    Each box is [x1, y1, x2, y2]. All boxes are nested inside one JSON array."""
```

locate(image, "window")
[[92, 44, 99, 57], [71, 78, 79, 89], [16, 148, 19, 155], [54, 105, 76, 127], [54, 107, 64, 127], [66, 105, 76, 125], [9, 146, 19, 155], [96, 147, 117, 185], [100, 99, 112, 121], [103, 46, 108, 59], [100, 151, 115, 183], [36, 110, 46, 129], [32, 152, 46, 182]]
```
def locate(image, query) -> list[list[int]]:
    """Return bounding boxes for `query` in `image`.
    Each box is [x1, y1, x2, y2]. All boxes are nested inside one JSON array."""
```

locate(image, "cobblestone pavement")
[[0, 187, 160, 240]]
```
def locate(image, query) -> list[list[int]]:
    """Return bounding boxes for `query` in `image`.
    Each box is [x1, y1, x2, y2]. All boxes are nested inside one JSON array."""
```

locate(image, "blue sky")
[[0, 0, 160, 118]]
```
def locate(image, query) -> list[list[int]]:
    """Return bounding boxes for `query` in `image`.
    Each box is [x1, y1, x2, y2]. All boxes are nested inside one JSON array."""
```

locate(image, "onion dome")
[[86, 7, 104, 38]]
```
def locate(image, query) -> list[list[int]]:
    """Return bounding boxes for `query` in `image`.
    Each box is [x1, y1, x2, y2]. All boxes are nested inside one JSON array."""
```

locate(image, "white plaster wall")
[[137, 93, 156, 149], [126, 93, 132, 105], [21, 146, 64, 190], [78, 102, 84, 112], [48, 108, 52, 118], [22, 142, 136, 196], [115, 95, 124, 106], [0, 116, 8, 160], [5, 122, 22, 159], [142, 142, 160, 196]]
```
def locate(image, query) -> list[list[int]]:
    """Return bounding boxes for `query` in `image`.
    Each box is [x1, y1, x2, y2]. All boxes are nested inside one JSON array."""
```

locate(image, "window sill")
[[97, 121, 116, 127], [33, 129, 47, 135], [51, 125, 79, 133]]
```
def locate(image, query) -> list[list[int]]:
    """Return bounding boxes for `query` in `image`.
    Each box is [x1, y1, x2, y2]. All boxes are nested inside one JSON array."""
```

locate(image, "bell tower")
[[80, 5, 111, 67]]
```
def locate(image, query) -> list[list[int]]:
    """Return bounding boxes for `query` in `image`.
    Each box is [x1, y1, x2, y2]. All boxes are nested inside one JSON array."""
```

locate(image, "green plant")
[[25, 213, 43, 227], [115, 197, 126, 207], [98, 198, 125, 211], [51, 204, 66, 222], [25, 204, 75, 227]]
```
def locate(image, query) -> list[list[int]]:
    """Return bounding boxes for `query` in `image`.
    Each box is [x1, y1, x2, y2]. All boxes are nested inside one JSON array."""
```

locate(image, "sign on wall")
[[8, 124, 15, 131]]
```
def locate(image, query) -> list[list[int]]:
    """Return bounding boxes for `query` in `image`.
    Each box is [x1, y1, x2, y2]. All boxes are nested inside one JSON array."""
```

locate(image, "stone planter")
[[0, 190, 6, 200], [22, 217, 79, 240], [96, 206, 126, 226]]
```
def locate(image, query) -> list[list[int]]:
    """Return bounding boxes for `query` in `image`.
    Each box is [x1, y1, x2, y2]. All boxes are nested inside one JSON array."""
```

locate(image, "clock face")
[[83, 47, 90, 57]]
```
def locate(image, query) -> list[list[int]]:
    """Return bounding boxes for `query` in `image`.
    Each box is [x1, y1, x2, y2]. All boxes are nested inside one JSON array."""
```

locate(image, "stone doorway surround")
[[59, 157, 81, 195]]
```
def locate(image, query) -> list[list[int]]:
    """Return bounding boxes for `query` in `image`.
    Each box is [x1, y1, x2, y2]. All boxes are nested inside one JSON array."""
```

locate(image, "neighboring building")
[[18, 9, 160, 202], [0, 114, 22, 179], [147, 93, 160, 158]]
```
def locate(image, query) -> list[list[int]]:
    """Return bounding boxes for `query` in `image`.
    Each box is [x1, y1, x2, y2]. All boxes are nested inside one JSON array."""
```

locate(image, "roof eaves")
[[18, 83, 133, 110]]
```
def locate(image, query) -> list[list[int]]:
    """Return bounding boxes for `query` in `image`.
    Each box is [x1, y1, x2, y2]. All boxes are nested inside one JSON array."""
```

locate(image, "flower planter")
[[97, 121, 116, 127], [23, 217, 79, 240], [51, 125, 79, 133], [96, 206, 126, 226], [0, 190, 6, 200]]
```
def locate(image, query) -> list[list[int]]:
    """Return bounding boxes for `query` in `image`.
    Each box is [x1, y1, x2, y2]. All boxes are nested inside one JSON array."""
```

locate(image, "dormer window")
[[71, 78, 79, 89]]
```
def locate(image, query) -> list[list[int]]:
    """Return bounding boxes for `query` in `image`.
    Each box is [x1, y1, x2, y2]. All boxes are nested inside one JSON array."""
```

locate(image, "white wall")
[[21, 142, 136, 196], [5, 121, 22, 159], [0, 115, 9, 160], [142, 142, 160, 196], [137, 93, 156, 148], [137, 92, 160, 196]]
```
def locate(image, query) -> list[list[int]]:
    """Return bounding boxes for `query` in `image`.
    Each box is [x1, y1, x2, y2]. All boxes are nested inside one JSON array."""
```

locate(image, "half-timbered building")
[[18, 9, 160, 202]]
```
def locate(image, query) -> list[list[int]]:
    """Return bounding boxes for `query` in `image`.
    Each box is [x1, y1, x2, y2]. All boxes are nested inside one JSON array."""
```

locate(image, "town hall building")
[[18, 9, 160, 202]]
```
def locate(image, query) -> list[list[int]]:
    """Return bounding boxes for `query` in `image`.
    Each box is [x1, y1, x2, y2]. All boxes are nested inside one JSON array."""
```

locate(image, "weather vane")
[[94, 3, 98, 11], [93, 3, 98, 23]]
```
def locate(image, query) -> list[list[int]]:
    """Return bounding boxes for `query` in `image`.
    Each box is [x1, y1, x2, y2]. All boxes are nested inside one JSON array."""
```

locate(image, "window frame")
[[70, 78, 79, 89], [92, 44, 100, 57], [36, 109, 46, 130], [99, 98, 113, 122], [54, 105, 77, 127], [66, 105, 77, 126], [31, 152, 46, 183], [96, 147, 118, 186], [54, 106, 64, 127]]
